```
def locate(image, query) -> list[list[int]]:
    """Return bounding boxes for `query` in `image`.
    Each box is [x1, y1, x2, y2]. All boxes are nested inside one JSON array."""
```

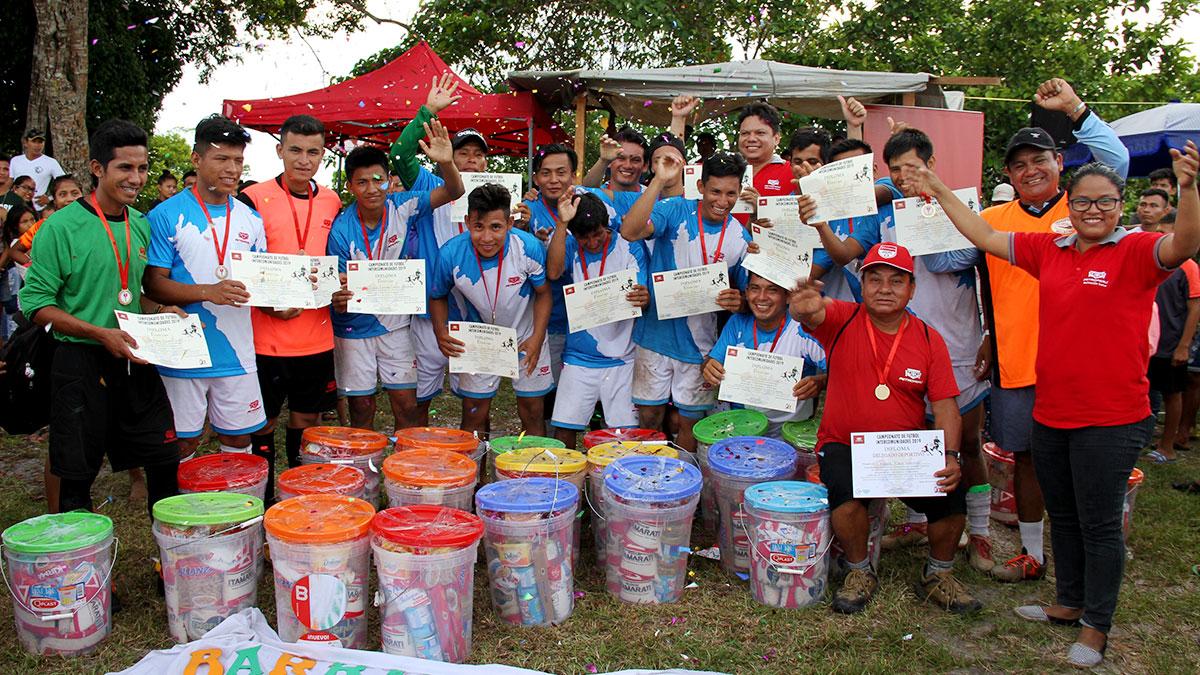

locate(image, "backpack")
[[0, 315, 57, 434]]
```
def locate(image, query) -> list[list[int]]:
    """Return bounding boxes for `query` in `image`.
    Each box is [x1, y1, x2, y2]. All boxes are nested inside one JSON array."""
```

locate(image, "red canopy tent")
[[222, 41, 563, 157]]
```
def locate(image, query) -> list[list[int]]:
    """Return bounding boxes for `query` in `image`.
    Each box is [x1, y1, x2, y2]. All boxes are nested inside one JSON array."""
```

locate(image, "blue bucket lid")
[[744, 481, 828, 513], [603, 456, 703, 502], [707, 436, 797, 480], [475, 477, 579, 513]]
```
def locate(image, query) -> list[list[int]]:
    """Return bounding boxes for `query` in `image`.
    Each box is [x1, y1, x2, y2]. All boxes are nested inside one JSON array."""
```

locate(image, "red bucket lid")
[[805, 461, 821, 485], [371, 505, 484, 549], [178, 453, 269, 492], [982, 442, 1014, 462], [582, 428, 668, 450]]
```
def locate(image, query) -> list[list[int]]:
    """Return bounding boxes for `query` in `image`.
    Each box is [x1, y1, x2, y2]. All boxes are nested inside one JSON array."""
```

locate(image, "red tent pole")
[[526, 117, 535, 186]]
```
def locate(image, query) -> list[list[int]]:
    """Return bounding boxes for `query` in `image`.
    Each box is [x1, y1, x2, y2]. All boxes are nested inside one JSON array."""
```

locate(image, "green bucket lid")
[[781, 418, 820, 450], [2, 511, 113, 554], [694, 409, 769, 445], [153, 492, 264, 527], [490, 435, 565, 456]]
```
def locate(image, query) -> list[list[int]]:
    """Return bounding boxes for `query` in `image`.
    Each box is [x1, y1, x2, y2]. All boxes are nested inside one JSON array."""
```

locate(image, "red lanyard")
[[357, 207, 388, 261], [473, 240, 507, 324], [865, 314, 909, 387], [577, 233, 611, 281], [285, 181, 314, 253], [752, 316, 788, 353], [696, 208, 729, 265], [90, 193, 132, 295], [192, 187, 232, 266], [541, 197, 560, 231]]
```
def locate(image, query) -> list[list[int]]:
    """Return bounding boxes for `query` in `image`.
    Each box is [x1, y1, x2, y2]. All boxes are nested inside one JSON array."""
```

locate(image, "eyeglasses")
[[1068, 197, 1122, 212]]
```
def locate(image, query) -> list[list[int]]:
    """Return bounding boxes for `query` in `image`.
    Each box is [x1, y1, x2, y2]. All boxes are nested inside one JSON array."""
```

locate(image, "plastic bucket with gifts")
[[585, 440, 678, 567], [488, 435, 564, 482], [264, 494, 376, 648], [781, 418, 821, 474], [394, 427, 485, 484], [382, 448, 478, 511], [805, 460, 888, 572], [300, 427, 389, 506], [371, 505, 484, 663], [744, 481, 830, 609], [707, 436, 797, 575], [152, 492, 265, 642], [602, 456, 702, 604], [693, 409, 769, 533], [1, 512, 116, 656], [278, 463, 366, 501], [982, 442, 1017, 525], [475, 478, 578, 626], [582, 428, 667, 450], [178, 452, 270, 501]]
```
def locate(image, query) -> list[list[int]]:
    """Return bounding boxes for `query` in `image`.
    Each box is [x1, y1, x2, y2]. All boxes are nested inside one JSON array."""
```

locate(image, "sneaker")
[[918, 568, 982, 614], [881, 522, 928, 551], [831, 567, 878, 614], [991, 549, 1046, 582], [967, 535, 995, 573]]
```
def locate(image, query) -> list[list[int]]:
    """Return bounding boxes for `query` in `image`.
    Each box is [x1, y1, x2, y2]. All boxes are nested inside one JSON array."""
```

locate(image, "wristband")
[[1070, 100, 1086, 117], [945, 450, 961, 462]]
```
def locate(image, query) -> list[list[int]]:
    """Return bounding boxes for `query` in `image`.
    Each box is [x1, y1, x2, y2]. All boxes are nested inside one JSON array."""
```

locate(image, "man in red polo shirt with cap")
[[789, 242, 979, 615]]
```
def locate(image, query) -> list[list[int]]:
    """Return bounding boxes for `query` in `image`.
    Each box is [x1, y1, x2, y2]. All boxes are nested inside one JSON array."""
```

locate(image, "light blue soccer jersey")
[[811, 209, 884, 303], [430, 228, 547, 342], [411, 167, 469, 321], [708, 313, 828, 432], [632, 197, 750, 364], [327, 191, 431, 339], [147, 191, 267, 378], [560, 232, 649, 368]]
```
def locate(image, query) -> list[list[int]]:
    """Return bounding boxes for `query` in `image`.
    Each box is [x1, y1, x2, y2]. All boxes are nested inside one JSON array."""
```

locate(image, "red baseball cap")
[[861, 242, 915, 275]]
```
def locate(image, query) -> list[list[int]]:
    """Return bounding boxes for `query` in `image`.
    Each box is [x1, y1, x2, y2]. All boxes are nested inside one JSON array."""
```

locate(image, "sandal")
[[1145, 450, 1178, 464]]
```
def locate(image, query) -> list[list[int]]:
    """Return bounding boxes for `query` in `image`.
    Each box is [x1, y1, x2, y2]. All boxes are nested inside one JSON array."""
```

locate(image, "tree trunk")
[[27, 0, 90, 181]]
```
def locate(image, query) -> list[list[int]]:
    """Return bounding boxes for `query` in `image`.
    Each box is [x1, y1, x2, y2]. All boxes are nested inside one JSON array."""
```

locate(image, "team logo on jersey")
[[506, 275, 522, 286], [538, 365, 550, 375], [712, 252, 725, 262], [388, 234, 399, 246], [238, 231, 250, 241], [247, 400, 261, 413], [164, 429, 177, 443], [322, 219, 333, 229], [138, 246, 147, 260], [1083, 270, 1109, 288], [766, 179, 780, 190], [899, 368, 924, 384]]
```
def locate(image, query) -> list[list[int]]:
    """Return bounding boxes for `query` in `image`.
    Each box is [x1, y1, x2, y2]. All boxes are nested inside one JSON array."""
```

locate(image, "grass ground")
[[0, 386, 1197, 674]]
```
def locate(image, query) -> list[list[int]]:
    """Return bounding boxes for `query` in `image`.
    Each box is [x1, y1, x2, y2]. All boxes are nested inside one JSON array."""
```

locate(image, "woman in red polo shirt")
[[914, 141, 1200, 668]]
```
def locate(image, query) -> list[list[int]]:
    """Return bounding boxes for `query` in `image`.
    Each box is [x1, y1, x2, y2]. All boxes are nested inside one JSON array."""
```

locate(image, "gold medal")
[[874, 383, 890, 401]]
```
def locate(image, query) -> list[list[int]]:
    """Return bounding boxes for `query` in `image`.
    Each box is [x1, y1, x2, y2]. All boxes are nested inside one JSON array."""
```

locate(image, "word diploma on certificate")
[[744, 223, 818, 289], [684, 164, 755, 213], [652, 263, 728, 320], [563, 268, 641, 334], [718, 346, 805, 413], [851, 430, 947, 499], [450, 173, 524, 222], [230, 251, 330, 309], [115, 311, 212, 370], [798, 153, 878, 223], [756, 195, 805, 229], [447, 321, 519, 380], [892, 187, 982, 256], [346, 259, 426, 315]]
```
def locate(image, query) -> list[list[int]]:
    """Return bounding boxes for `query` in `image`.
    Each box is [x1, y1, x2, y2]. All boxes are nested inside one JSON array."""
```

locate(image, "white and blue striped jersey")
[[431, 228, 547, 341], [560, 232, 649, 368]]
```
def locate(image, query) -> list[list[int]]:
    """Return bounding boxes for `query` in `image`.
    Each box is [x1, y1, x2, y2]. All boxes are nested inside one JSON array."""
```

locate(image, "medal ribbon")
[[696, 208, 730, 265], [865, 314, 909, 391], [192, 186, 233, 268], [90, 193, 132, 296], [358, 207, 388, 261], [577, 232, 610, 281], [752, 315, 788, 354], [473, 239, 507, 324], [285, 181, 314, 252]]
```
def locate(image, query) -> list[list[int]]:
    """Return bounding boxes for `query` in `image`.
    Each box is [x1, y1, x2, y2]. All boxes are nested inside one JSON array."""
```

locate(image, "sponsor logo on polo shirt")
[[1083, 270, 1108, 288], [538, 365, 550, 375], [1051, 218, 1074, 235], [388, 234, 399, 246], [247, 400, 261, 413], [899, 367, 924, 384], [238, 231, 250, 241], [506, 275, 522, 286], [766, 179, 781, 190]]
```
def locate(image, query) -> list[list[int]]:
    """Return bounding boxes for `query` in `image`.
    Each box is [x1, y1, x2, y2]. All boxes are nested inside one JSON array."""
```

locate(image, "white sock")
[[965, 487, 991, 536], [1018, 520, 1045, 563], [219, 444, 252, 454], [906, 506, 927, 524]]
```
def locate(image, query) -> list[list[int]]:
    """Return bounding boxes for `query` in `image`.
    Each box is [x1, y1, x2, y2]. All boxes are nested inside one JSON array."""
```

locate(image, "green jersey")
[[19, 199, 151, 344]]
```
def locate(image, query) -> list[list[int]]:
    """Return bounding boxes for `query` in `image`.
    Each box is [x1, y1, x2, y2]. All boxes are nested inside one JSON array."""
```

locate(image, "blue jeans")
[[1031, 416, 1152, 634]]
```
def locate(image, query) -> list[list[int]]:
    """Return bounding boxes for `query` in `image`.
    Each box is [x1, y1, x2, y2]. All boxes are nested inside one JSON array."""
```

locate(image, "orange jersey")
[[981, 193, 1074, 388], [17, 218, 44, 250], [241, 177, 343, 357]]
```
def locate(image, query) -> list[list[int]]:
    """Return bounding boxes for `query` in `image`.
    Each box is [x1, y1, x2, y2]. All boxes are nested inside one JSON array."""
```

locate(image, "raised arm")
[[546, 193, 579, 280], [912, 167, 1010, 260], [1034, 78, 1129, 178], [622, 152, 681, 242], [670, 96, 701, 140], [839, 96, 867, 142], [787, 279, 829, 330], [388, 73, 461, 189], [582, 135, 621, 188], [1158, 141, 1200, 268], [422, 121, 465, 209]]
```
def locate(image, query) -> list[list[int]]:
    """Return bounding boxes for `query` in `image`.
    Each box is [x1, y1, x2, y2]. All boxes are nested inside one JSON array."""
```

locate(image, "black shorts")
[[49, 343, 179, 480], [818, 443, 966, 522], [1148, 355, 1188, 394], [257, 350, 338, 418]]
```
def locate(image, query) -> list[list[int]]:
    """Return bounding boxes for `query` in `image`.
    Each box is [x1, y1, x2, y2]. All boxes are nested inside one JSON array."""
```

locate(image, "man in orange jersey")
[[238, 115, 343, 501]]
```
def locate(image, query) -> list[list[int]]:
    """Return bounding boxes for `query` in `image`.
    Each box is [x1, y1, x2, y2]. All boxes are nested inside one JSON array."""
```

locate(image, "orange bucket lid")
[[383, 449, 477, 488], [1128, 467, 1144, 487], [264, 494, 375, 544], [302, 426, 389, 458], [394, 426, 478, 454], [277, 464, 366, 497], [805, 462, 821, 485]]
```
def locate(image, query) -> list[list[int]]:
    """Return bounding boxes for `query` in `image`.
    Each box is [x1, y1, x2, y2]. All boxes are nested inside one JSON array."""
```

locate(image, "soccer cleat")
[[967, 535, 995, 573], [991, 549, 1046, 582], [918, 568, 983, 614], [881, 522, 928, 551], [831, 568, 878, 614]]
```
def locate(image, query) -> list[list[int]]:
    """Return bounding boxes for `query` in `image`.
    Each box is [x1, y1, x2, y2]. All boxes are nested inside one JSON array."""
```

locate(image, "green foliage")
[[136, 132, 193, 211]]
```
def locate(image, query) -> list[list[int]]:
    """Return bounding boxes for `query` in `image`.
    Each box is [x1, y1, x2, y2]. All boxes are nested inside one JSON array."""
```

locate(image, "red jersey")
[[1010, 229, 1171, 428], [809, 300, 959, 451], [736, 159, 794, 226]]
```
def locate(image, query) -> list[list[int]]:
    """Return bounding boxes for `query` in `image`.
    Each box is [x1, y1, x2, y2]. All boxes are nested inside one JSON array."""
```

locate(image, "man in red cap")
[[789, 242, 978, 615]]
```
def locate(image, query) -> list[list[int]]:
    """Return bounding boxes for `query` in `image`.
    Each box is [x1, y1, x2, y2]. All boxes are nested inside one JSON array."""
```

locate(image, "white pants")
[[161, 372, 268, 438], [631, 346, 716, 415], [333, 329, 416, 396], [552, 362, 637, 430]]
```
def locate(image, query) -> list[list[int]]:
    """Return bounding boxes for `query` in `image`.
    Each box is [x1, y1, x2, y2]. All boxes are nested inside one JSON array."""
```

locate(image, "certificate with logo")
[[563, 268, 641, 333], [346, 259, 426, 315], [652, 263, 728, 320], [756, 195, 804, 228], [718, 346, 805, 412], [797, 153, 878, 223], [447, 321, 519, 379], [743, 223, 820, 289], [230, 251, 322, 309], [892, 187, 981, 256], [450, 172, 523, 221], [851, 430, 946, 498], [115, 311, 212, 370]]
